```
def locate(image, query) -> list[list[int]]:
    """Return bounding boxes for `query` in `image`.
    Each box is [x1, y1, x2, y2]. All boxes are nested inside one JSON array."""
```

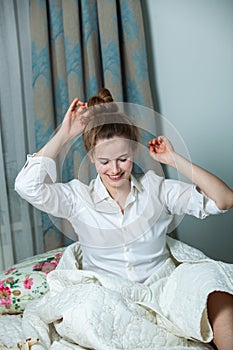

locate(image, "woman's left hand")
[[148, 136, 175, 166]]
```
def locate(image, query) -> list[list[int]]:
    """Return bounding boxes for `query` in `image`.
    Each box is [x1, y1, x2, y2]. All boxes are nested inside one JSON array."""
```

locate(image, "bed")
[[1, 237, 231, 350], [0, 247, 65, 350]]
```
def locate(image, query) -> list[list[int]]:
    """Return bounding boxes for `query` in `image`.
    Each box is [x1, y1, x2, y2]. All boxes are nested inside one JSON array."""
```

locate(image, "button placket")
[[126, 263, 133, 271]]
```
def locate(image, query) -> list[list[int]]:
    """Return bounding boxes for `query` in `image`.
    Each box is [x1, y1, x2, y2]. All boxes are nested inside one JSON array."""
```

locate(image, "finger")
[[148, 139, 154, 145], [69, 98, 79, 112], [148, 138, 157, 146], [150, 139, 159, 148], [77, 100, 86, 107], [77, 105, 87, 113], [158, 136, 167, 144], [148, 144, 157, 153]]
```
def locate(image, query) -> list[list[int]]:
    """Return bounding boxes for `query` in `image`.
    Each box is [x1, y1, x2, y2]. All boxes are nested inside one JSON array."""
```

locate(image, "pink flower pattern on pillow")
[[0, 249, 64, 314], [0, 281, 12, 309], [32, 252, 63, 274], [23, 276, 34, 290]]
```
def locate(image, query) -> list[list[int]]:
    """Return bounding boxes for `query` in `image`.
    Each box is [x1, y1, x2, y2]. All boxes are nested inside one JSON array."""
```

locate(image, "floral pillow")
[[0, 247, 65, 315]]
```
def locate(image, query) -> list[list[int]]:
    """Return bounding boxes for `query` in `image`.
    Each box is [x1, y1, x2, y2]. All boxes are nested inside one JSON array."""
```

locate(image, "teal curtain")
[[0, 0, 43, 269], [30, 0, 154, 250]]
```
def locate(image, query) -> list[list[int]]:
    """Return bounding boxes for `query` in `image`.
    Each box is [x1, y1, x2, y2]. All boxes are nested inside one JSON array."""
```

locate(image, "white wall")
[[142, 0, 233, 262]]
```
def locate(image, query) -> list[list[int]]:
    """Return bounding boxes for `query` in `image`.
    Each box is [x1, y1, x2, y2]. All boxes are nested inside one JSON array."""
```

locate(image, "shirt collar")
[[91, 175, 109, 203], [90, 174, 143, 205], [130, 174, 143, 193]]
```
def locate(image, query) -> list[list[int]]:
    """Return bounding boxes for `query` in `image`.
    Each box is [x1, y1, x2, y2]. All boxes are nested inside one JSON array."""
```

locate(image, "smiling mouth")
[[107, 173, 124, 181]]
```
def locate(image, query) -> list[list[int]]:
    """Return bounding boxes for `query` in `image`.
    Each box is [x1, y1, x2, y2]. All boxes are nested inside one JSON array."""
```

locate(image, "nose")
[[110, 160, 120, 174]]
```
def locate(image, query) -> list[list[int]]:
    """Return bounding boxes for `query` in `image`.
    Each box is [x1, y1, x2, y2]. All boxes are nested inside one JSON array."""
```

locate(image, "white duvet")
[[0, 237, 232, 350]]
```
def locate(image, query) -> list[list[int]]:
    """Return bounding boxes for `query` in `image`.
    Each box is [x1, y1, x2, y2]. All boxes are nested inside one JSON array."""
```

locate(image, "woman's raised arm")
[[148, 136, 233, 210], [36, 98, 87, 159]]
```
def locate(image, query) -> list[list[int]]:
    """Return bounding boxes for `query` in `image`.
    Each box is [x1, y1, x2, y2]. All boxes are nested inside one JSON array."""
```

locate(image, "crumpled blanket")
[[5, 238, 233, 349]]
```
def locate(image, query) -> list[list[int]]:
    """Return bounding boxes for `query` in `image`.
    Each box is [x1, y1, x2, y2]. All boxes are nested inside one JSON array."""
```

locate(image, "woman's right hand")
[[35, 98, 88, 159], [60, 98, 87, 142]]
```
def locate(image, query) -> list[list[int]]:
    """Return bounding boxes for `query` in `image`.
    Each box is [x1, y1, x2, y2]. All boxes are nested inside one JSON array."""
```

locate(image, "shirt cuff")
[[24, 154, 57, 183], [188, 186, 227, 218]]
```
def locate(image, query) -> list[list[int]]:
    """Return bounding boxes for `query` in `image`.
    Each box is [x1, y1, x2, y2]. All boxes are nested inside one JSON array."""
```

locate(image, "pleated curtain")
[[0, 0, 155, 269], [0, 0, 43, 270], [30, 0, 155, 250]]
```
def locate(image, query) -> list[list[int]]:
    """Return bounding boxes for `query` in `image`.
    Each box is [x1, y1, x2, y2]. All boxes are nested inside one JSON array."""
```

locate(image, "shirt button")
[[124, 246, 129, 252], [122, 227, 127, 232], [126, 263, 133, 270]]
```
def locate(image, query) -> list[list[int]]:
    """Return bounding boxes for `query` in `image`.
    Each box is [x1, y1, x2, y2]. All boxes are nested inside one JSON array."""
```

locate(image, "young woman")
[[15, 88, 233, 350]]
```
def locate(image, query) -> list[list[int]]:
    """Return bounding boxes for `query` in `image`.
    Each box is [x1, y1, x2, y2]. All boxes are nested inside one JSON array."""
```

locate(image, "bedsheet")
[[0, 237, 232, 350], [0, 316, 21, 349]]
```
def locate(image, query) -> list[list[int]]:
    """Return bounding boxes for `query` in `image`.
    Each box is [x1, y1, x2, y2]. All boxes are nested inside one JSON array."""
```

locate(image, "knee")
[[207, 291, 233, 324], [207, 291, 233, 349]]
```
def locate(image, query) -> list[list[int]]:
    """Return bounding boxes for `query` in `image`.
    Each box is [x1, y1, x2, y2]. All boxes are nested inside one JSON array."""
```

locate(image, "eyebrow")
[[97, 153, 129, 161]]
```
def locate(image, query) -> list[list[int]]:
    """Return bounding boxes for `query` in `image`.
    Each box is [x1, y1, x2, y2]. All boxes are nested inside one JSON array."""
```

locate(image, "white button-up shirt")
[[15, 155, 225, 282]]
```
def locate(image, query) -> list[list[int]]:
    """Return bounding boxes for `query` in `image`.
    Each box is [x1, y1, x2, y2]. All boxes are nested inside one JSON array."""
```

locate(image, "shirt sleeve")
[[164, 179, 227, 219], [14, 155, 75, 219]]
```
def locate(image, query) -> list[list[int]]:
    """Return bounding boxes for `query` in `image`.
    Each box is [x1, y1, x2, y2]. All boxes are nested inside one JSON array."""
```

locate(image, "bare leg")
[[207, 291, 233, 350]]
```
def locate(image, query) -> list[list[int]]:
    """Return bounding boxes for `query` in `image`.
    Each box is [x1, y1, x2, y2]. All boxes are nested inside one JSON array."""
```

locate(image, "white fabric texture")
[[0, 315, 23, 348], [14, 156, 226, 283], [3, 237, 229, 350]]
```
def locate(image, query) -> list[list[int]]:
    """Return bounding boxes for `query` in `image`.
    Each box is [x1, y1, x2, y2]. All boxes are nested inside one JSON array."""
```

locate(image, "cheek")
[[95, 163, 106, 174], [124, 160, 133, 172]]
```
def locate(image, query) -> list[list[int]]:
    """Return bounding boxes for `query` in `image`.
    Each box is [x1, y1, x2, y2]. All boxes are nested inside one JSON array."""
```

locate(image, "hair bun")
[[98, 88, 113, 103], [87, 87, 114, 107]]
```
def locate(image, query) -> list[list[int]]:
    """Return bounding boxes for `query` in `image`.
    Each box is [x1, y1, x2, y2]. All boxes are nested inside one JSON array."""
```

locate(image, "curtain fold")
[[0, 0, 156, 262], [0, 0, 43, 270], [29, 0, 155, 250]]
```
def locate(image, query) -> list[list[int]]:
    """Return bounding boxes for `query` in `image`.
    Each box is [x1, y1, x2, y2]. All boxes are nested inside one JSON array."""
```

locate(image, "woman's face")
[[91, 136, 135, 193]]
